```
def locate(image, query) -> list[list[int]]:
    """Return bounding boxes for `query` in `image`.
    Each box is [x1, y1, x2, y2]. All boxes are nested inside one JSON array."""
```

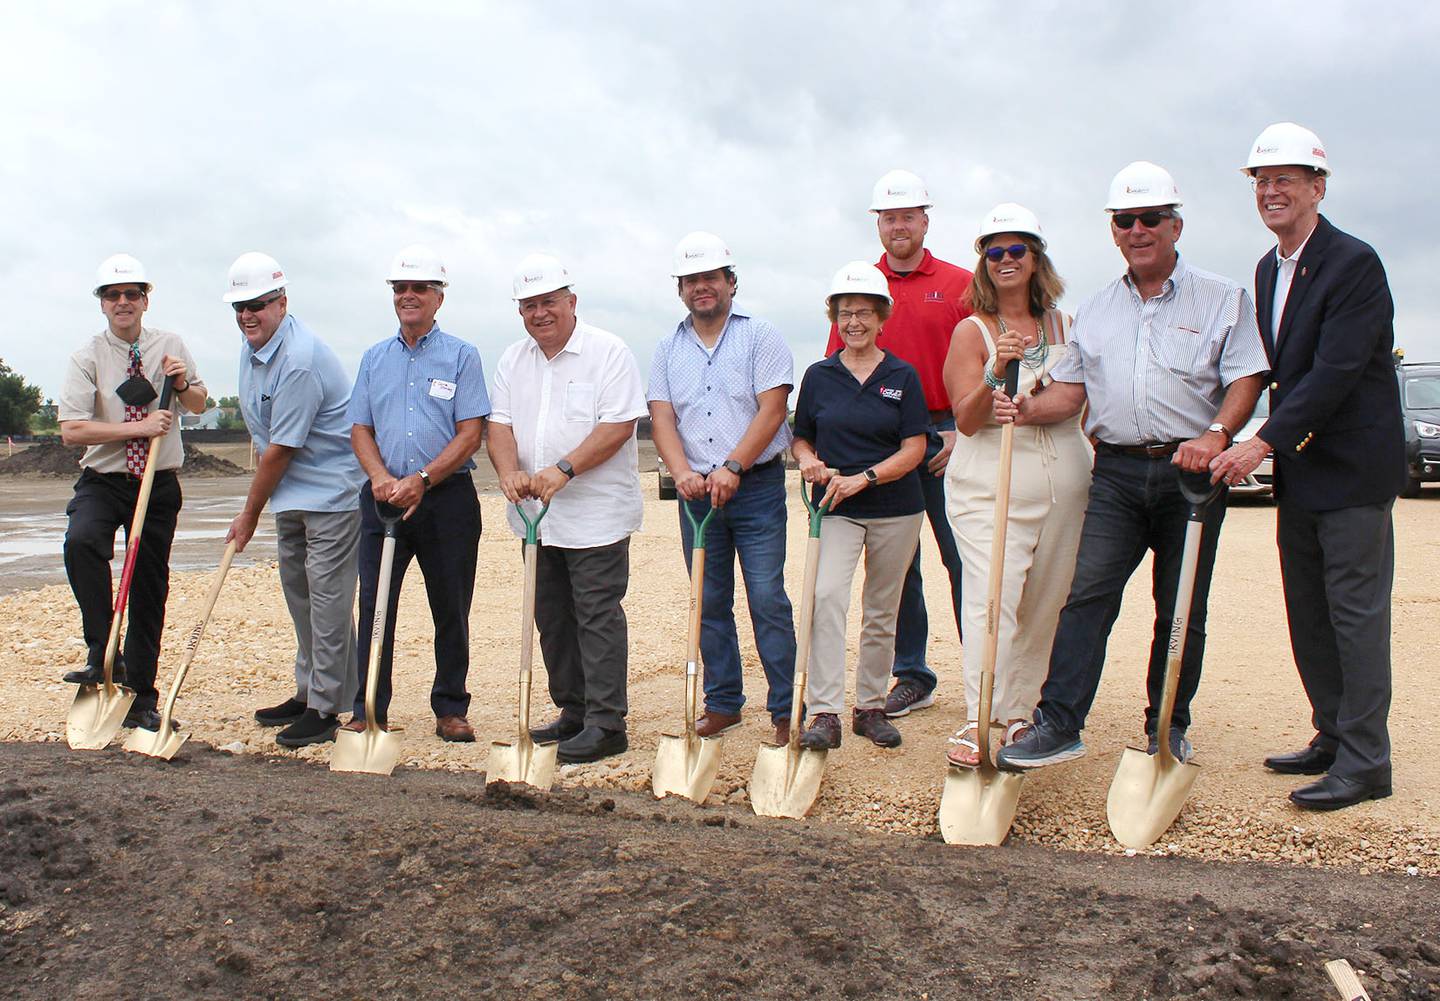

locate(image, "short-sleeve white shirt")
[[490, 320, 648, 548]]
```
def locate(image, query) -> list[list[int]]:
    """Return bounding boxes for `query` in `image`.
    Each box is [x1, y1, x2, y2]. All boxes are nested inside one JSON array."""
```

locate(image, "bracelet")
[[983, 368, 1004, 390], [175, 380, 190, 394]]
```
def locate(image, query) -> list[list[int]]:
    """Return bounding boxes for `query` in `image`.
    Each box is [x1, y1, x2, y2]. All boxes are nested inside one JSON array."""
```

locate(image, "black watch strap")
[[556, 459, 576, 479]]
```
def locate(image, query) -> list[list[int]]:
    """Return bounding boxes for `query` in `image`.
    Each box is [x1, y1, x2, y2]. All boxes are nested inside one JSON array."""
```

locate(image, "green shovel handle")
[[515, 501, 550, 545], [681, 500, 718, 549], [799, 475, 834, 537]]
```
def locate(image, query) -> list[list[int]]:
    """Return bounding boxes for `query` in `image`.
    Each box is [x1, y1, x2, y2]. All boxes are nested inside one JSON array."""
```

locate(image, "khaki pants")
[[806, 513, 923, 715]]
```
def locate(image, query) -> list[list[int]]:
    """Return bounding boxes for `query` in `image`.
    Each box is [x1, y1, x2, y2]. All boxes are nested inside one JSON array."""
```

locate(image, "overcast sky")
[[5, 0, 1438, 400]]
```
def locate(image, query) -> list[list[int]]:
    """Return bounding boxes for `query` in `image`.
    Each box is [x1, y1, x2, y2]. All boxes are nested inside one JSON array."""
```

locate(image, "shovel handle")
[[515, 500, 550, 546], [975, 361, 1020, 768], [681, 500, 717, 548], [798, 468, 837, 537], [157, 539, 237, 728]]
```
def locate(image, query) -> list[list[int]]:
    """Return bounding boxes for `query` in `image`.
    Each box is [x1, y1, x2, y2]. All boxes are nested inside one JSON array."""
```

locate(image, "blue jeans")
[[891, 419, 965, 692], [679, 460, 796, 722], [1036, 454, 1227, 737]]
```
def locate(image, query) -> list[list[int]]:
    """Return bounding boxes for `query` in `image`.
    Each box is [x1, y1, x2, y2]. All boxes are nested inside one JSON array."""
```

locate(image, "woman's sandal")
[[1002, 719, 1031, 746], [945, 722, 981, 768]]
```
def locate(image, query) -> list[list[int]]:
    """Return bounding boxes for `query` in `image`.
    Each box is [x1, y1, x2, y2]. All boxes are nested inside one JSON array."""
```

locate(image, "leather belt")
[[1094, 440, 1182, 459], [745, 455, 783, 475]]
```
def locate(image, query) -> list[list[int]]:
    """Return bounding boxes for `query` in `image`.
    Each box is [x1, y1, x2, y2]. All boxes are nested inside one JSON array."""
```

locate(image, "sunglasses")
[[391, 282, 438, 295], [1112, 210, 1175, 230], [99, 289, 146, 302], [984, 244, 1029, 263], [232, 292, 284, 314]]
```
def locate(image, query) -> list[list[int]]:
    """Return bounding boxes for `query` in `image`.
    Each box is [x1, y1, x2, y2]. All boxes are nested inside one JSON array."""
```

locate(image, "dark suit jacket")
[[1257, 214, 1405, 511]]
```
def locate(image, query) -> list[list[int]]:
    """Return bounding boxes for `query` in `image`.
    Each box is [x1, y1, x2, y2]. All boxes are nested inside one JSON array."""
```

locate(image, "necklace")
[[998, 315, 1048, 370]]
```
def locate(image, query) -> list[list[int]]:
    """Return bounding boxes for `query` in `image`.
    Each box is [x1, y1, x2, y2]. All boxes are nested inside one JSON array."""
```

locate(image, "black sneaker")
[[883, 679, 935, 718], [995, 712, 1085, 771], [852, 708, 902, 748], [276, 709, 339, 748], [799, 713, 842, 751], [1146, 727, 1193, 763], [255, 697, 307, 727]]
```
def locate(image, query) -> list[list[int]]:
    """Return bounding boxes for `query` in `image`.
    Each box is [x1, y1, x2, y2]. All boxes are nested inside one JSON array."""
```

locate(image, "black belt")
[[746, 455, 783, 475], [1094, 440, 1182, 459], [90, 468, 178, 482]]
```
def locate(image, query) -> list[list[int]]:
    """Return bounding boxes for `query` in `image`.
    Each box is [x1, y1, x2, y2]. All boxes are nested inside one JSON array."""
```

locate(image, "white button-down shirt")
[[1271, 225, 1317, 340], [490, 319, 648, 548]]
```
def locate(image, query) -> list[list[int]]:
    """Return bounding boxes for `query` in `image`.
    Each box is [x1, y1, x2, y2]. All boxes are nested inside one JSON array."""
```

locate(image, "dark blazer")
[[1257, 215, 1405, 510]]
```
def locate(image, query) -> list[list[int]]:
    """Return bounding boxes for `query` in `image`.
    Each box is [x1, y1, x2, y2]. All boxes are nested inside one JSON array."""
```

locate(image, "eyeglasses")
[[99, 289, 146, 302], [984, 244, 1029, 263], [1250, 174, 1306, 193], [391, 282, 439, 295], [1112, 210, 1175, 230], [232, 292, 284, 314], [836, 308, 878, 323]]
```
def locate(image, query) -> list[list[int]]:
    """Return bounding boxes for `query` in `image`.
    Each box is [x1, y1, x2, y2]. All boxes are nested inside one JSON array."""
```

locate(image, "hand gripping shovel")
[[940, 361, 1025, 846], [68, 375, 175, 750], [331, 498, 407, 776], [1106, 469, 1223, 849], [123, 539, 237, 759], [652, 503, 723, 803], [487, 502, 558, 791], [749, 476, 832, 819]]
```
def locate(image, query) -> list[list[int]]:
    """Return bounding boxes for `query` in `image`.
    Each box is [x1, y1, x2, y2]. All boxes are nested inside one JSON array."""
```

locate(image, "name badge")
[[428, 378, 457, 401]]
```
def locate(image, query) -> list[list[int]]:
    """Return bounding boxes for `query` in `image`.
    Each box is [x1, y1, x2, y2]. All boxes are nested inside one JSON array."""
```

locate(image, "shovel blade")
[[749, 743, 827, 819], [121, 724, 188, 760], [1106, 745, 1201, 849], [487, 736, 557, 792], [66, 685, 137, 750], [330, 726, 403, 776], [652, 731, 724, 804], [938, 765, 1025, 846]]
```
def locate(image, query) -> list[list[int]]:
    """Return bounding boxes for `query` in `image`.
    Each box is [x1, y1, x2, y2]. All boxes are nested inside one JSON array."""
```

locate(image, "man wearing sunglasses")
[[345, 245, 489, 743], [996, 161, 1268, 772], [824, 169, 973, 722], [223, 252, 364, 748], [58, 254, 207, 730], [1210, 124, 1403, 811]]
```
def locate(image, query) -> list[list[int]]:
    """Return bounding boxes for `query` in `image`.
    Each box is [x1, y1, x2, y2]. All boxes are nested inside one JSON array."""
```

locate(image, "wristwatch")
[[863, 468, 879, 485], [556, 459, 576, 479], [1207, 422, 1232, 444], [722, 459, 744, 476], [417, 468, 432, 490]]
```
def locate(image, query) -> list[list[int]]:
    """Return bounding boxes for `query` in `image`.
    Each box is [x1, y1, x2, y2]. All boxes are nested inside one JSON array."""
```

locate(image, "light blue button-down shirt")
[[646, 307, 794, 472], [346, 324, 491, 476], [239, 314, 363, 513]]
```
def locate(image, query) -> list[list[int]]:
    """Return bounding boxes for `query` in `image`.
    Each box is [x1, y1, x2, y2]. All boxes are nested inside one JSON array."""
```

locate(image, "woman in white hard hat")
[[938, 205, 1092, 767], [790, 262, 928, 750]]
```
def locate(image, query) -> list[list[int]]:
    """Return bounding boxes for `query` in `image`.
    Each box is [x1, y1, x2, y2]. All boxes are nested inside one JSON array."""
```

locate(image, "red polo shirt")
[[825, 249, 974, 413]]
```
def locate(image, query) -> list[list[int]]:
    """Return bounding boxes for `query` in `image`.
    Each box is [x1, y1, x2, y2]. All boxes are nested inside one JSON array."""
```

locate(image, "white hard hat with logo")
[[512, 253, 573, 300], [223, 252, 288, 303], [1242, 122, 1330, 177], [671, 231, 735, 278], [974, 203, 1047, 253], [387, 244, 449, 286], [94, 253, 151, 295], [1104, 161, 1183, 211], [826, 261, 893, 306], [869, 169, 933, 212]]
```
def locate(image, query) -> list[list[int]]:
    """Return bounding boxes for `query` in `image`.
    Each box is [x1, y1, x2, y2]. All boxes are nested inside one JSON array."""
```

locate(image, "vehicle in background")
[[1229, 395, 1275, 499], [1399, 361, 1440, 497]]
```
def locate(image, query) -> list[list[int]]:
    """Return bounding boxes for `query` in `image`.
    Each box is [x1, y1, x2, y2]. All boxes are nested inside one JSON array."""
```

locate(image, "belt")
[[746, 455, 783, 475], [91, 468, 178, 482], [1094, 440, 1182, 459]]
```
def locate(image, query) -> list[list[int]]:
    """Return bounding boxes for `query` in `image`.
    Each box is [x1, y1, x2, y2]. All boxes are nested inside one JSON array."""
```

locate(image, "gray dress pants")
[[275, 508, 360, 716], [534, 536, 630, 732]]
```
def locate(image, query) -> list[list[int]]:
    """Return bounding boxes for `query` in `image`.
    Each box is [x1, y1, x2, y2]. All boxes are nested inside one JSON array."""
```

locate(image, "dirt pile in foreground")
[[1, 741, 1436, 1000], [0, 442, 244, 477]]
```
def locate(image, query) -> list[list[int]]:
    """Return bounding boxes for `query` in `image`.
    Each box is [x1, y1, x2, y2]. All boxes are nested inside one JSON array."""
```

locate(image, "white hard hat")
[[512, 253, 573, 300], [671, 231, 735, 278], [223, 251, 287, 303], [869, 169, 932, 212], [1104, 161, 1183, 211], [93, 253, 151, 295], [974, 203, 1047, 253], [387, 244, 449, 286], [826, 261, 893, 306], [1242, 122, 1330, 177]]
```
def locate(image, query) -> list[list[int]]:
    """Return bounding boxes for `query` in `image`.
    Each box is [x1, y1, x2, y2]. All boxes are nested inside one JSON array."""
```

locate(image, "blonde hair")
[[964, 235, 1065, 317]]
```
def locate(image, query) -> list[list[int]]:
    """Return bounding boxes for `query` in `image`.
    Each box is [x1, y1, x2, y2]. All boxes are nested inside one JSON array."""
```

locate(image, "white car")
[[1229, 395, 1274, 498]]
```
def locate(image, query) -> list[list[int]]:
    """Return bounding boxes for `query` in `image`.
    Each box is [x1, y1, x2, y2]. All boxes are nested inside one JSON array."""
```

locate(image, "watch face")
[[724, 460, 743, 475]]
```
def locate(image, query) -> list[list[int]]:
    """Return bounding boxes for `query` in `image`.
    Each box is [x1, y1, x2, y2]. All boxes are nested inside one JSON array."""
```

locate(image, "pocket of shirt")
[[563, 382, 596, 422]]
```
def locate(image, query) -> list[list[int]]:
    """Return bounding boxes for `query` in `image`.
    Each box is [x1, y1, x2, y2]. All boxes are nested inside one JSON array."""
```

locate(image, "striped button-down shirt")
[[1050, 256, 1267, 444], [647, 307, 794, 473], [346, 324, 491, 476]]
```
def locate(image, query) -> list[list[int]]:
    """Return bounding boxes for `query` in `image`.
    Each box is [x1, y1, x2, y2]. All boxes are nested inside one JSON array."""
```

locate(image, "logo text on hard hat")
[[1312, 146, 1325, 158], [272, 271, 283, 280]]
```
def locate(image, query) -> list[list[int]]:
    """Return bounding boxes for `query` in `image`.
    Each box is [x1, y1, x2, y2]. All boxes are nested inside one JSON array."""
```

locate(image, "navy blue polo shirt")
[[793, 351, 928, 519]]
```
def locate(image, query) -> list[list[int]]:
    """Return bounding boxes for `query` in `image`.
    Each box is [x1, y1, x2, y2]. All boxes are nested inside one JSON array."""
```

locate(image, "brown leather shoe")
[[342, 717, 388, 733], [694, 710, 742, 738], [773, 718, 790, 745], [435, 714, 475, 742]]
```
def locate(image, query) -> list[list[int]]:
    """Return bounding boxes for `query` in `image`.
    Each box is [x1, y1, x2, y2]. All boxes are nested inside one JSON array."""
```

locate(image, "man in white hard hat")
[[58, 254, 208, 730], [827, 169, 973, 721], [995, 162, 1268, 772], [488, 254, 647, 763], [649, 232, 797, 744], [222, 252, 365, 748], [344, 245, 489, 742], [1210, 124, 1403, 810]]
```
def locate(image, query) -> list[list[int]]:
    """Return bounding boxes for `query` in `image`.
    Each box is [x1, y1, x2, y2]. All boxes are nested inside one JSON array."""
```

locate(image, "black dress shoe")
[[1264, 744, 1336, 775], [62, 663, 126, 686], [275, 709, 339, 748], [255, 697, 307, 727], [122, 707, 174, 732], [529, 716, 584, 745], [1289, 774, 1392, 811], [556, 725, 628, 764]]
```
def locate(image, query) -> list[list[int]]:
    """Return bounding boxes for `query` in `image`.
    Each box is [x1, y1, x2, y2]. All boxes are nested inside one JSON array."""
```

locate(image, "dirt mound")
[[0, 783, 93, 907], [0, 443, 244, 478]]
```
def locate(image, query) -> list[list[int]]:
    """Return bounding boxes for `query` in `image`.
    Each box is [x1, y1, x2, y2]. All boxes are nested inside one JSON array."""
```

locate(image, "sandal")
[[945, 722, 981, 768], [1002, 719, 1031, 746]]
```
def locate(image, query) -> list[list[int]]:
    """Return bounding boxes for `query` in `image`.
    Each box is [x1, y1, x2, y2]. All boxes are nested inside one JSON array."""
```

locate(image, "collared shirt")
[[239, 314, 364, 513], [346, 324, 491, 477], [1271, 224, 1317, 337], [647, 307, 793, 472], [491, 319, 648, 548], [58, 326, 203, 474], [1050, 256, 1268, 444], [792, 351, 929, 519], [824, 249, 974, 412]]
